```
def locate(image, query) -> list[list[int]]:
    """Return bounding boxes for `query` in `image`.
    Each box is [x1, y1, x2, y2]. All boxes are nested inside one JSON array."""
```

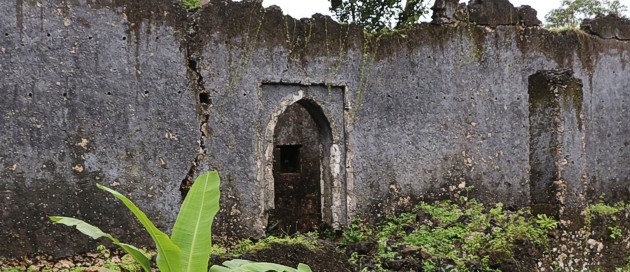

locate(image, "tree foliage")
[[545, 0, 628, 28], [330, 0, 429, 33]]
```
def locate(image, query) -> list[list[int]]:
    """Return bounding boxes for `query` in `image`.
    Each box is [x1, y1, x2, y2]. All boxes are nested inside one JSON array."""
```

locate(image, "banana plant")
[[210, 259, 312, 272], [50, 171, 311, 272]]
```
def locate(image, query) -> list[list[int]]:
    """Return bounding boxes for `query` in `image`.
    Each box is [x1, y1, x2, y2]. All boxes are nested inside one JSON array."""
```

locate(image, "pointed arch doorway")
[[267, 100, 331, 233], [260, 84, 349, 236]]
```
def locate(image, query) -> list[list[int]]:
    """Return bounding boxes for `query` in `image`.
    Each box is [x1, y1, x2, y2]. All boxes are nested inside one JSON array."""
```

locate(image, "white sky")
[[261, 0, 630, 23]]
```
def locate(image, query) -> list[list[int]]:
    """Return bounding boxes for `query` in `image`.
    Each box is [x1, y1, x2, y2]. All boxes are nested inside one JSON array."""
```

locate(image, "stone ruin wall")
[[1, 0, 630, 267]]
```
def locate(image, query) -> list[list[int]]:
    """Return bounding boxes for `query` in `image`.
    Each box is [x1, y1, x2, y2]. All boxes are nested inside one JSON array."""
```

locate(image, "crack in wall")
[[180, 13, 210, 200], [180, 114, 209, 199]]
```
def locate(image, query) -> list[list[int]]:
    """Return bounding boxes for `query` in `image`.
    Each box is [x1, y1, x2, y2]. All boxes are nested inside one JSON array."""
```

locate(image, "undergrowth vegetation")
[[230, 232, 320, 255], [8, 173, 630, 272], [587, 199, 628, 219], [585, 199, 630, 272], [586, 199, 629, 241], [341, 198, 558, 271]]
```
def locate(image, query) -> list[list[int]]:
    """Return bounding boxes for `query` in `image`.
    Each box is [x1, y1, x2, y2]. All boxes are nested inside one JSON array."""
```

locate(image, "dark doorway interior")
[[269, 102, 323, 234]]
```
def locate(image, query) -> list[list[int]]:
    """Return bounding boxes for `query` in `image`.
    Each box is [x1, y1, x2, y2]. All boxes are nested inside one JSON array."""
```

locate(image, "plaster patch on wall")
[[330, 143, 342, 228]]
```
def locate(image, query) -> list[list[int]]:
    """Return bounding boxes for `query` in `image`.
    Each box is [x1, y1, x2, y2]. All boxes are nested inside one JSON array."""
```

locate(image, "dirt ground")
[[210, 240, 356, 272], [1, 241, 356, 272]]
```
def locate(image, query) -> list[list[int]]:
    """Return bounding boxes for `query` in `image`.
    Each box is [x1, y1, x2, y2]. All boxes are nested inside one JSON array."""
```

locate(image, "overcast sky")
[[261, 0, 630, 24]]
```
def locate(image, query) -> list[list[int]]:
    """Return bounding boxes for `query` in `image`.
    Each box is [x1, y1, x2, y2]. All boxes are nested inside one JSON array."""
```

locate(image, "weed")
[[588, 200, 626, 221], [610, 226, 623, 240], [230, 232, 320, 255], [536, 214, 559, 230], [584, 200, 630, 270], [343, 218, 370, 245], [180, 0, 200, 10], [342, 198, 556, 271]]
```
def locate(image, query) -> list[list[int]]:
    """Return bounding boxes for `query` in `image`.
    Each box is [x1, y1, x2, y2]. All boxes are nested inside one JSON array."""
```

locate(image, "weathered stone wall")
[[2, 0, 630, 267], [0, 0, 195, 257]]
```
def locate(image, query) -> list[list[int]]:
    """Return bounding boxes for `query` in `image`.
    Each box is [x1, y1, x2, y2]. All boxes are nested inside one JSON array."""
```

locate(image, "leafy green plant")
[[181, 0, 200, 10], [51, 171, 311, 272], [586, 200, 627, 230], [610, 226, 623, 239], [342, 218, 370, 245], [589, 201, 626, 217], [210, 259, 312, 272], [536, 214, 559, 230], [342, 198, 557, 271]]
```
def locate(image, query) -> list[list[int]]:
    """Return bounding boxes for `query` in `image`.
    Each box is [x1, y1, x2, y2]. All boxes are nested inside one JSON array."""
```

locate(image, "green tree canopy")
[[329, 0, 429, 33], [545, 0, 628, 28]]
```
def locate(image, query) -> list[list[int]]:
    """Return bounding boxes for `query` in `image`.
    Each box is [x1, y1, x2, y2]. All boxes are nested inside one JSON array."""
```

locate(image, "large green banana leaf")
[[209, 259, 313, 272], [171, 171, 221, 272], [97, 184, 181, 272], [49, 216, 151, 272]]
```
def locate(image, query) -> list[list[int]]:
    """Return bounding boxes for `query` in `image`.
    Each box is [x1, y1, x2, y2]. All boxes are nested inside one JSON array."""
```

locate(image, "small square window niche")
[[277, 145, 301, 173]]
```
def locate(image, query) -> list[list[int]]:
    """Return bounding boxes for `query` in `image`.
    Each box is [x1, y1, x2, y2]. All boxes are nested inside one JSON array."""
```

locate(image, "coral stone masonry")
[[2, 0, 630, 269]]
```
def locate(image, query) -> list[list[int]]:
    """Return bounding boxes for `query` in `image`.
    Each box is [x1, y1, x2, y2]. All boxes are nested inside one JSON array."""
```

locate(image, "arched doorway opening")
[[267, 99, 333, 234]]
